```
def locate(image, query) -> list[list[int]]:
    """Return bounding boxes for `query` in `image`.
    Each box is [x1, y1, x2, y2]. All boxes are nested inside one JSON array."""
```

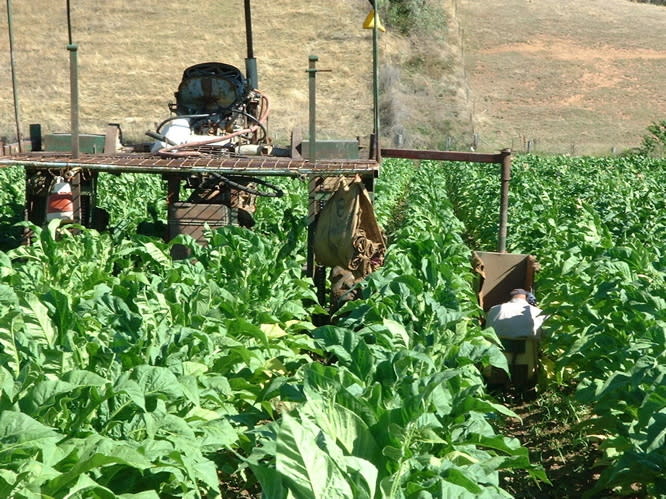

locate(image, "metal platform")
[[0, 152, 380, 178]]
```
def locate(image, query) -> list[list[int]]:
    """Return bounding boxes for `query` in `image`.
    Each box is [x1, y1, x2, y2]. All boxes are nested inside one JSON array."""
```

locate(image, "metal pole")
[[66, 0, 79, 158], [371, 2, 380, 161], [244, 0, 258, 90], [6, 0, 23, 151], [308, 55, 318, 163], [68, 44, 80, 159], [497, 148, 512, 252]]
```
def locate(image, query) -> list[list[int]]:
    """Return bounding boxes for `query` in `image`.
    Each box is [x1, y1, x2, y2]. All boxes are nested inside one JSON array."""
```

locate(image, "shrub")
[[637, 120, 666, 157]]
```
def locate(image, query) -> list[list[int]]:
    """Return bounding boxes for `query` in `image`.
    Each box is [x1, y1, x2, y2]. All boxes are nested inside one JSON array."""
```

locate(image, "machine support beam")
[[371, 1, 380, 162], [497, 149, 512, 253], [66, 0, 80, 159], [244, 0, 258, 90], [67, 44, 80, 159], [382, 147, 513, 253]]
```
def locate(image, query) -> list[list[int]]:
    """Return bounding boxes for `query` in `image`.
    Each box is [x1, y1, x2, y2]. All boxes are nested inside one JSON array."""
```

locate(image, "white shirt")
[[485, 297, 545, 338]]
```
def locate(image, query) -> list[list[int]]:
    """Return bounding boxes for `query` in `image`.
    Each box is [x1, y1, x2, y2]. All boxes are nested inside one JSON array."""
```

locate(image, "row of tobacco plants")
[[0, 161, 545, 498], [442, 154, 666, 497]]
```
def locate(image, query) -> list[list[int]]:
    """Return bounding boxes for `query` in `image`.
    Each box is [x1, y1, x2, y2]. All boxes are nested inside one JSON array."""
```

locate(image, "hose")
[[155, 90, 271, 159], [156, 113, 215, 134]]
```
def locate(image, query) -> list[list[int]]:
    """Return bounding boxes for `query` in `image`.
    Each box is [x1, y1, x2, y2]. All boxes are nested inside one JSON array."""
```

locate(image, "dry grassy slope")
[[460, 0, 666, 154], [2, 1, 662, 153], [0, 0, 382, 146]]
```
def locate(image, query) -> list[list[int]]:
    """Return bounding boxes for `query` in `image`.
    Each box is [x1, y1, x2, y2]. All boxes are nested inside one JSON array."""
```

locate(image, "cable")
[[210, 173, 284, 198]]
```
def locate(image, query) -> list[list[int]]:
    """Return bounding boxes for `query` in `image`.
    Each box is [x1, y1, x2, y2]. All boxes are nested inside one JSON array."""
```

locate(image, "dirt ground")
[[496, 388, 606, 498], [459, 0, 666, 154]]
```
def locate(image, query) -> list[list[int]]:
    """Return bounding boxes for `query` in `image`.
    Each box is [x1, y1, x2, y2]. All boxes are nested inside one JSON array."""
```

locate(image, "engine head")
[[172, 62, 249, 118]]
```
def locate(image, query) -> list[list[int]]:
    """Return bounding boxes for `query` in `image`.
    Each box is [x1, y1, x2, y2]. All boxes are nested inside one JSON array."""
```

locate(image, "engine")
[[150, 62, 270, 156]]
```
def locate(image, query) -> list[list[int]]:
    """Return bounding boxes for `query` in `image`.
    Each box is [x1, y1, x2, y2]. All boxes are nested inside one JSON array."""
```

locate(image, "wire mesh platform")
[[0, 152, 380, 177]]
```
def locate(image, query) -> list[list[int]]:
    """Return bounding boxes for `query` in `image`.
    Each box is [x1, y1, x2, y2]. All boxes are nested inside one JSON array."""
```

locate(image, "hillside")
[[460, 0, 666, 154], [0, 0, 664, 153], [0, 1, 379, 146]]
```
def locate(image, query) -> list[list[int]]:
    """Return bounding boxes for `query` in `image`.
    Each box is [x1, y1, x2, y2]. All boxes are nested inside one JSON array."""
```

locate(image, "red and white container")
[[46, 177, 74, 222]]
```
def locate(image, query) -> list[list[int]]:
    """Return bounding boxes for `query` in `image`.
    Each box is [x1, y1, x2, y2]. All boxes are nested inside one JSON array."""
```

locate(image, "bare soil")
[[496, 389, 606, 498]]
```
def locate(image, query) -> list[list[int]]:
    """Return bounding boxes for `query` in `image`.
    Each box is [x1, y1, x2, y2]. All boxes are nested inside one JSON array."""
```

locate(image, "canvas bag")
[[314, 176, 385, 278]]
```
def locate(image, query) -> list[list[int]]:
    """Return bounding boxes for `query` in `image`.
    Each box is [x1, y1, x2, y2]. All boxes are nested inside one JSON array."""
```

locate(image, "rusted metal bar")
[[0, 153, 380, 178], [381, 148, 504, 164], [382, 146, 513, 253], [497, 148, 512, 253]]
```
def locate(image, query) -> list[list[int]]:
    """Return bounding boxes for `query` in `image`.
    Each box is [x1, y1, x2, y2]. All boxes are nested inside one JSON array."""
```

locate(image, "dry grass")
[[1, 0, 663, 153], [460, 0, 666, 154], [0, 0, 380, 145]]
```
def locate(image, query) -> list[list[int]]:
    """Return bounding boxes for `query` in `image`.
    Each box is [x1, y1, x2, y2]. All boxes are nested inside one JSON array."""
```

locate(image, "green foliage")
[[0, 160, 541, 497], [0, 166, 25, 251], [0, 168, 322, 497], [441, 154, 666, 496], [635, 119, 666, 157], [382, 0, 445, 36], [245, 161, 545, 497], [17, 155, 666, 495]]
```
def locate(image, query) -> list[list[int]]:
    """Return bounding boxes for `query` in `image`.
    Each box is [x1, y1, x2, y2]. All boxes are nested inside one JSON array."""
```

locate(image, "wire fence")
[[629, 0, 666, 5], [391, 131, 637, 157]]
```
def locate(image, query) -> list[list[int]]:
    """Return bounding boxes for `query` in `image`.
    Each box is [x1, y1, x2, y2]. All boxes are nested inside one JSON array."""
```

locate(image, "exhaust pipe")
[[244, 0, 258, 90]]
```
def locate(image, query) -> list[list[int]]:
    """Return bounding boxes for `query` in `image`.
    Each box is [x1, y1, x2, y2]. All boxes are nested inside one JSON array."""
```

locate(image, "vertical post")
[[68, 43, 80, 159], [371, 2, 380, 161], [497, 148, 512, 253], [66, 0, 79, 158], [305, 56, 329, 308], [306, 57, 318, 291], [6, 0, 22, 152], [244, 0, 258, 90], [307, 55, 318, 163]]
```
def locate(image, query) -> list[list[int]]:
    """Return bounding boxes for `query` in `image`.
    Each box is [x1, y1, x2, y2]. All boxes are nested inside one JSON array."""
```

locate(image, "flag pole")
[[371, 1, 380, 161], [6, 0, 23, 151]]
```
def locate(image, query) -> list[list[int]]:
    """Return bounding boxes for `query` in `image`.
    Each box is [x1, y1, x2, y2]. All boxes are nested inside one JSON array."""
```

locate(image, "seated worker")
[[485, 288, 545, 338], [485, 288, 546, 388]]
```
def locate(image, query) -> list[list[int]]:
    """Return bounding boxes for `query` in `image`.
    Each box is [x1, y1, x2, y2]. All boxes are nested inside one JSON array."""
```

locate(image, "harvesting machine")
[[2, 1, 541, 381], [0, 0, 387, 309]]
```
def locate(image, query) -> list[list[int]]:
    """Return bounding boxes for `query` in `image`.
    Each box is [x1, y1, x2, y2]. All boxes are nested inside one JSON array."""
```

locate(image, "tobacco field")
[[0, 154, 664, 498]]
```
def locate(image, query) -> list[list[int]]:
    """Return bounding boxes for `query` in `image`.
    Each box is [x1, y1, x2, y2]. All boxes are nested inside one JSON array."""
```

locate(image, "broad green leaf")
[[0, 411, 61, 455], [21, 293, 56, 348], [0, 311, 21, 377], [131, 365, 184, 401], [300, 400, 381, 462], [275, 413, 353, 499], [199, 418, 239, 451]]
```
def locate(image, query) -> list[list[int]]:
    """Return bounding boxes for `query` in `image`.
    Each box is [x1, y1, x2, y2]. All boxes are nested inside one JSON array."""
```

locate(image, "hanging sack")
[[313, 175, 385, 278]]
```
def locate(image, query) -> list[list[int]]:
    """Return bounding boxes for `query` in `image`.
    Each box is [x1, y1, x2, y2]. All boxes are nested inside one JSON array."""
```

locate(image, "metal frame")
[[382, 147, 512, 252], [1, 150, 379, 304]]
